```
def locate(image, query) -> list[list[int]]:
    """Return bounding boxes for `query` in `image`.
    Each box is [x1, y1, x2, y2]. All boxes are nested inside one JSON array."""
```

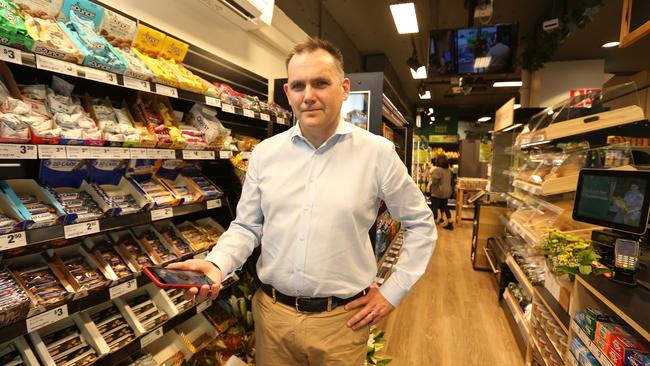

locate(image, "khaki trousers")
[[252, 289, 370, 366]]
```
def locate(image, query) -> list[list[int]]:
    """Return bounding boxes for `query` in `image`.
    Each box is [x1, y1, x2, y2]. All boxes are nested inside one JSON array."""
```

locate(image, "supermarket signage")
[[140, 326, 164, 347], [221, 103, 235, 114], [0, 143, 37, 159], [428, 135, 459, 143], [243, 109, 255, 118], [155, 84, 178, 98], [569, 88, 600, 108], [0, 231, 26, 250], [205, 96, 221, 107], [26, 305, 68, 332], [0, 45, 21, 64], [38, 145, 66, 159], [219, 151, 233, 159], [64, 220, 100, 239], [260, 113, 270, 121], [109, 279, 137, 299], [196, 299, 212, 313], [83, 67, 118, 85], [36, 55, 78, 76], [151, 208, 173, 221], [206, 199, 222, 210], [123, 76, 151, 92]]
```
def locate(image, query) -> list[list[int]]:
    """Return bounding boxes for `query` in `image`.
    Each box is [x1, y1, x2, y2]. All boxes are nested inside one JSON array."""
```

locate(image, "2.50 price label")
[[0, 231, 27, 250]]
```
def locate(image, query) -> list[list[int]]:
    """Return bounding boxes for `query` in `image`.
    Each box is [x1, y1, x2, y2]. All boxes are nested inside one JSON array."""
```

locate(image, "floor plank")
[[378, 223, 524, 366]]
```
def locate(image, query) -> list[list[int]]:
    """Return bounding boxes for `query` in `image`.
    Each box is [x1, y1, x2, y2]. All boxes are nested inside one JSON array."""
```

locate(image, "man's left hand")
[[344, 287, 395, 330]]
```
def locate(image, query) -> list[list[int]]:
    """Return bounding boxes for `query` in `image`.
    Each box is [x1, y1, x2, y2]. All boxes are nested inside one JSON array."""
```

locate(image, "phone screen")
[[149, 268, 214, 286]]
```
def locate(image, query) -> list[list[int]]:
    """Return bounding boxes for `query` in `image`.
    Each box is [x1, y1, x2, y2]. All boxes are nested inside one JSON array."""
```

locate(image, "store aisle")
[[380, 223, 524, 365]]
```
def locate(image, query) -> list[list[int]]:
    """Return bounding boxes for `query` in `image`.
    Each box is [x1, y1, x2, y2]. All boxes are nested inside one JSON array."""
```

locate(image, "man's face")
[[284, 49, 350, 130]]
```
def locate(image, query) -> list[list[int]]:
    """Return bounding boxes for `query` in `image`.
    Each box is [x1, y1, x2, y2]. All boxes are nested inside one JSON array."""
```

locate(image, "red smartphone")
[[143, 266, 215, 289]]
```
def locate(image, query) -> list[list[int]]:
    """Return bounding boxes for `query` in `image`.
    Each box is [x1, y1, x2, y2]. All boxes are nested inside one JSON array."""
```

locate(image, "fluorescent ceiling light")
[[419, 90, 431, 99], [493, 81, 523, 88], [501, 123, 523, 132], [410, 65, 427, 79], [474, 56, 491, 69], [390, 3, 419, 34], [601, 41, 620, 48], [514, 103, 521, 109], [477, 116, 491, 122]]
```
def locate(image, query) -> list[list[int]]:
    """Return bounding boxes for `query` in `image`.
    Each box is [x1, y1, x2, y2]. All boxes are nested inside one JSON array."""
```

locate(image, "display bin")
[[0, 336, 40, 366], [1, 178, 70, 227], [130, 224, 180, 265], [109, 229, 158, 273], [28, 313, 109, 366], [151, 220, 195, 257], [175, 313, 219, 354], [80, 301, 137, 353], [83, 234, 138, 285], [45, 243, 112, 297], [113, 283, 177, 337], [145, 330, 193, 365], [0, 184, 33, 232]]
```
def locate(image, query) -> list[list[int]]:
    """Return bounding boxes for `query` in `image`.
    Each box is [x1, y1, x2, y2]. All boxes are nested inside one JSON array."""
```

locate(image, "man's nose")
[[303, 85, 316, 103]]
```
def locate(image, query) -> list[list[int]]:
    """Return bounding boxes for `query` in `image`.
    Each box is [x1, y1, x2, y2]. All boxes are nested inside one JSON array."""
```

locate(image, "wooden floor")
[[378, 222, 524, 366]]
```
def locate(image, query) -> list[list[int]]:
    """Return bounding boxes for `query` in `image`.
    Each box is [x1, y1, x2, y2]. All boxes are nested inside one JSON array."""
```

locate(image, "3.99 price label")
[[26, 305, 68, 332], [0, 231, 27, 251]]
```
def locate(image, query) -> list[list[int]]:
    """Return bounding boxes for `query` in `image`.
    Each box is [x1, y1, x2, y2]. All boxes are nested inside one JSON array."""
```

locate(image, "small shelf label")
[[206, 199, 221, 210], [260, 113, 270, 121], [109, 279, 137, 299], [123, 76, 151, 92], [0, 45, 22, 64], [151, 208, 173, 221], [156, 84, 178, 98], [66, 146, 91, 159], [0, 231, 27, 251], [129, 148, 149, 159], [38, 145, 66, 159], [64, 220, 100, 239], [36, 55, 78, 76], [26, 305, 68, 332], [277, 117, 286, 124], [0, 144, 37, 159], [243, 109, 255, 118], [219, 151, 232, 159], [140, 326, 164, 347], [205, 96, 221, 107], [221, 104, 235, 113], [183, 150, 214, 160], [84, 67, 118, 85]]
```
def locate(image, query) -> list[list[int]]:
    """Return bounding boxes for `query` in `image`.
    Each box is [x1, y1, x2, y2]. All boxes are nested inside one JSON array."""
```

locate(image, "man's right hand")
[[166, 259, 222, 303]]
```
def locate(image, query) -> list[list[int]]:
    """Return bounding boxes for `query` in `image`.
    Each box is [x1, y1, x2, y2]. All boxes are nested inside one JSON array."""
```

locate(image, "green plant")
[[366, 331, 393, 366], [542, 230, 610, 280]]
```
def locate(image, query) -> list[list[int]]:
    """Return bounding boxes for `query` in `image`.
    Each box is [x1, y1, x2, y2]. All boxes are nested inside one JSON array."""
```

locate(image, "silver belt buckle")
[[295, 296, 310, 313]]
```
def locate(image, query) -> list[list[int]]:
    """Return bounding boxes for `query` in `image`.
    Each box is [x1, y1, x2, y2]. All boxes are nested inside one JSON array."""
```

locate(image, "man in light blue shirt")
[[169, 38, 436, 365]]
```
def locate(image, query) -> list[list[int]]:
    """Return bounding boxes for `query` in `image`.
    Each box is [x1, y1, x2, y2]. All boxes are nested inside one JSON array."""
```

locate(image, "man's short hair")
[[285, 38, 345, 78]]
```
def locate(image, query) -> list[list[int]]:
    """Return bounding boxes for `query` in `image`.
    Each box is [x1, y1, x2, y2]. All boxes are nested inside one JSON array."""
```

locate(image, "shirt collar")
[[290, 117, 353, 143]]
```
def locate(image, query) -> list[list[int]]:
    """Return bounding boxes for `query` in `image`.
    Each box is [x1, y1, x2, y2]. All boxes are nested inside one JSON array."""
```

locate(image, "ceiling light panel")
[[493, 81, 523, 87], [390, 3, 419, 34], [410, 65, 427, 79], [419, 90, 431, 99], [477, 116, 491, 122]]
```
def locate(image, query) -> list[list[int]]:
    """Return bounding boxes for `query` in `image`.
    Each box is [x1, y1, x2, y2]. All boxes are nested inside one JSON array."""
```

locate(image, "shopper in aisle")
[[168, 38, 437, 366], [429, 154, 454, 230]]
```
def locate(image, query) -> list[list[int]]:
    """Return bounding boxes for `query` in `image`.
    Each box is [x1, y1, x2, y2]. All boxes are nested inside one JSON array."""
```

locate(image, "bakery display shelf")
[[533, 286, 570, 335], [570, 320, 613, 366], [503, 287, 530, 345], [13, 198, 228, 249], [577, 275, 650, 342], [507, 218, 540, 248], [513, 177, 578, 196], [506, 254, 535, 299], [0, 50, 287, 125]]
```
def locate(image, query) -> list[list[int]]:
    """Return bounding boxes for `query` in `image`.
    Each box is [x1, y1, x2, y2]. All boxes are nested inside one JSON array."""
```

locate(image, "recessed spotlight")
[[477, 116, 491, 122], [410, 65, 427, 79], [601, 41, 620, 48], [419, 90, 431, 99], [514, 103, 521, 109], [430, 116, 435, 122], [428, 107, 434, 113], [547, 110, 554, 115], [493, 81, 523, 88], [389, 2, 419, 34]]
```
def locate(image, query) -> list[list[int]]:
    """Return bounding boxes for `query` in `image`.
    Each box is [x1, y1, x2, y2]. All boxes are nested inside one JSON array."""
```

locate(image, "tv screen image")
[[456, 24, 517, 74], [428, 29, 456, 75]]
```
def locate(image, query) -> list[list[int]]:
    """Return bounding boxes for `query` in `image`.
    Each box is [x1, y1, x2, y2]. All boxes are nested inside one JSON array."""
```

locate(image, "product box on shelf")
[[8, 252, 76, 312], [87, 159, 153, 215], [108, 228, 156, 273], [570, 336, 599, 366], [45, 242, 111, 297], [0, 63, 34, 143], [146, 330, 192, 365], [47, 89, 104, 146], [185, 104, 231, 150], [131, 23, 166, 58], [604, 333, 649, 366], [192, 217, 225, 245], [0, 266, 30, 327], [39, 159, 117, 222], [130, 224, 179, 265], [0, 0, 35, 51], [84, 96, 125, 147], [0, 184, 32, 233], [0, 179, 68, 228], [151, 220, 194, 257], [127, 159, 182, 207], [0, 336, 40, 366], [131, 47, 179, 88], [57, 0, 104, 29], [80, 301, 137, 353], [130, 93, 180, 148], [122, 99, 156, 147], [175, 313, 218, 354], [164, 288, 193, 313], [175, 218, 222, 252], [625, 349, 650, 366], [112, 283, 176, 337], [157, 95, 187, 149], [22, 16, 85, 64], [83, 234, 137, 284], [28, 312, 109, 366], [156, 160, 204, 205], [98, 9, 136, 49]]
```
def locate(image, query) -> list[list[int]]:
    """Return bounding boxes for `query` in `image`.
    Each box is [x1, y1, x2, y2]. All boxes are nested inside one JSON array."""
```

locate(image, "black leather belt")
[[260, 283, 367, 313]]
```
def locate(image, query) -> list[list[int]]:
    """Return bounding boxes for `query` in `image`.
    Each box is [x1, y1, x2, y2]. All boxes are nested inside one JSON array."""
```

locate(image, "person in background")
[[429, 154, 454, 230], [166, 38, 437, 366]]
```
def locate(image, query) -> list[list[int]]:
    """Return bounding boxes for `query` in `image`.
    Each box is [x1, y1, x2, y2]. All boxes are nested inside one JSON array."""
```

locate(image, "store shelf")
[[570, 320, 614, 366], [565, 351, 579, 366], [533, 286, 570, 335], [502, 288, 530, 345], [505, 254, 535, 299], [506, 218, 540, 247], [577, 275, 650, 341], [0, 48, 289, 125], [529, 330, 551, 366], [375, 230, 404, 284], [531, 316, 565, 363], [513, 177, 578, 196], [5, 198, 228, 251]]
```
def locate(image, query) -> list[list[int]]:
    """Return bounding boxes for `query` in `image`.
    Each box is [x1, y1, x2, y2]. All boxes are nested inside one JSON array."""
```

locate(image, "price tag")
[[66, 146, 91, 159], [240, 151, 251, 160], [182, 150, 198, 160], [243, 109, 255, 118], [0, 231, 27, 251], [0, 144, 37, 159], [205, 96, 221, 107], [84, 67, 118, 85], [206, 199, 221, 209], [115, 147, 131, 159], [0, 45, 21, 64], [219, 151, 232, 159], [38, 145, 66, 159], [151, 208, 173, 221], [221, 104, 235, 113], [260, 113, 270, 121], [36, 55, 78, 76], [197, 150, 215, 159], [64, 220, 100, 239], [109, 279, 137, 299], [277, 117, 286, 124], [140, 326, 163, 347], [26, 305, 68, 332], [130, 148, 148, 159], [90, 146, 114, 159], [158, 149, 176, 159], [156, 84, 178, 98], [145, 149, 159, 159], [182, 150, 214, 160], [123, 76, 151, 92], [196, 299, 212, 313], [193, 251, 207, 260]]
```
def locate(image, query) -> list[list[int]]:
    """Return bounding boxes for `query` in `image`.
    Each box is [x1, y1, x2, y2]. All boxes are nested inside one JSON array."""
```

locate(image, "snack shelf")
[[375, 230, 404, 285], [533, 286, 570, 335], [505, 254, 535, 299], [529, 329, 551, 366], [5, 198, 228, 250], [502, 287, 530, 345], [0, 250, 234, 347], [570, 320, 614, 366], [531, 316, 564, 364], [0, 48, 289, 125]]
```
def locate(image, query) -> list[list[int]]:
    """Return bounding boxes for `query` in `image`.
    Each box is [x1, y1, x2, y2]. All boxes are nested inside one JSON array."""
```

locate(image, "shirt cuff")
[[205, 250, 233, 277], [378, 276, 409, 307]]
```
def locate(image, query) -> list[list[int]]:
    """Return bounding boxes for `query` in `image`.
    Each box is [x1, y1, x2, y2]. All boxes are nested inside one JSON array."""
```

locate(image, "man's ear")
[[283, 83, 289, 97], [342, 78, 351, 100]]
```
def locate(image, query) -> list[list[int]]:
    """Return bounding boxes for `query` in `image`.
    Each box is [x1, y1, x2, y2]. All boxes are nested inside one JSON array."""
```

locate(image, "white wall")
[[529, 59, 613, 107], [101, 0, 308, 99]]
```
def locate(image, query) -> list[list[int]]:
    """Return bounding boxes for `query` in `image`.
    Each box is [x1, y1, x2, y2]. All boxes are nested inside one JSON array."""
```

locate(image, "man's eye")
[[314, 80, 329, 88], [291, 84, 305, 91]]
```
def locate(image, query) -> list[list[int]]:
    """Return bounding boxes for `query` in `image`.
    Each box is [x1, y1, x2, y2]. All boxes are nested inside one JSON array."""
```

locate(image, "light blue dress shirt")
[[206, 120, 437, 306]]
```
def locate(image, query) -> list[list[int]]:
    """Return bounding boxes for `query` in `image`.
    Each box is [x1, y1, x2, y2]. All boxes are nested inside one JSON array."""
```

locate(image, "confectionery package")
[[109, 229, 157, 272], [82, 302, 137, 353], [156, 160, 204, 205], [45, 79, 103, 145], [28, 314, 109, 366], [0, 267, 30, 327], [130, 224, 179, 265], [45, 243, 111, 295], [0, 0, 35, 51], [174, 219, 222, 252], [113, 284, 175, 336], [130, 93, 185, 148], [83, 234, 137, 284], [0, 179, 68, 228], [86, 159, 153, 215], [0, 184, 31, 233], [151, 220, 193, 257], [143, 330, 191, 366], [126, 159, 182, 207], [185, 104, 232, 150], [131, 23, 165, 58], [0, 336, 40, 366], [175, 313, 218, 352], [192, 217, 225, 247], [165, 288, 193, 313], [98, 9, 136, 49]]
